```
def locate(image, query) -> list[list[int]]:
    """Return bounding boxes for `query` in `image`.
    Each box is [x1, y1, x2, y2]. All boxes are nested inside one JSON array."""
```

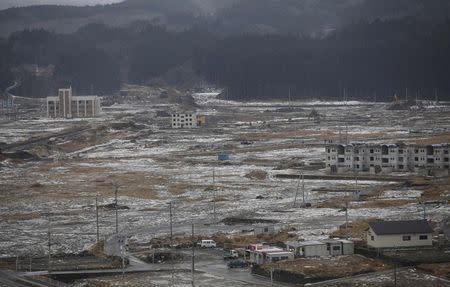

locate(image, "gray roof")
[[369, 220, 433, 235]]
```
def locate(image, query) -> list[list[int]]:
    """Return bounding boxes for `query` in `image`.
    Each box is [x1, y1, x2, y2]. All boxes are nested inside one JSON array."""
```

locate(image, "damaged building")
[[171, 112, 206, 128], [47, 87, 101, 118], [325, 143, 450, 175]]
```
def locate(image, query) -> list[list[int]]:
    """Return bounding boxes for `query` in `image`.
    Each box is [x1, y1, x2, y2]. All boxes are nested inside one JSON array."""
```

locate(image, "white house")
[[367, 220, 433, 249]]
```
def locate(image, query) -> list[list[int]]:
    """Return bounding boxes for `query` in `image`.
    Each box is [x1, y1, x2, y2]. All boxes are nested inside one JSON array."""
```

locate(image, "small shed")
[[286, 241, 328, 258], [254, 225, 275, 236], [265, 251, 294, 263], [324, 239, 354, 256]]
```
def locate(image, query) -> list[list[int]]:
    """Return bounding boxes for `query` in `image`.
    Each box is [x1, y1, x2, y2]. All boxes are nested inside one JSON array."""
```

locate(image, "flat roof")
[[286, 241, 325, 247]]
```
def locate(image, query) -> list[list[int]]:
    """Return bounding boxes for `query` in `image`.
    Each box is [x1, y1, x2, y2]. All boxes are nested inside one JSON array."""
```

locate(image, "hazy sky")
[[0, 0, 123, 10]]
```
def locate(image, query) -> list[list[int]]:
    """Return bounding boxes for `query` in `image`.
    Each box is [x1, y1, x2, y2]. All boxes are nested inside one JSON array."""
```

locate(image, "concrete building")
[[171, 112, 207, 128], [47, 87, 101, 118], [325, 143, 450, 174], [367, 220, 433, 249], [286, 241, 328, 258]]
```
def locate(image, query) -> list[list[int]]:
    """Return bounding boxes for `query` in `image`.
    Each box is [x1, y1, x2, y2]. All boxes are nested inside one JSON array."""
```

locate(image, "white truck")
[[198, 239, 217, 248]]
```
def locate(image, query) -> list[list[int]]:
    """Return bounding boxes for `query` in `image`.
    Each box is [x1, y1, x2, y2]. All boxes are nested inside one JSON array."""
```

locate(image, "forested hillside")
[[1, 0, 450, 101], [194, 18, 450, 101]]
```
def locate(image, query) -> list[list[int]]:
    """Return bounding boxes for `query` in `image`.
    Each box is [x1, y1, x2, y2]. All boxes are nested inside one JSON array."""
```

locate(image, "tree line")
[[193, 18, 450, 101], [1, 17, 449, 101]]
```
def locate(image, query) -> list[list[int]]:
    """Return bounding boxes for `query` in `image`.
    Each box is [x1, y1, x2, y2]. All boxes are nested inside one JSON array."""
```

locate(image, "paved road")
[[0, 270, 50, 287], [2, 125, 93, 153]]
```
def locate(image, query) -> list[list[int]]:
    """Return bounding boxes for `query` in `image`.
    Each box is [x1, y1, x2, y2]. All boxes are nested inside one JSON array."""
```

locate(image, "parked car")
[[198, 239, 217, 248], [223, 249, 239, 260], [227, 259, 249, 268]]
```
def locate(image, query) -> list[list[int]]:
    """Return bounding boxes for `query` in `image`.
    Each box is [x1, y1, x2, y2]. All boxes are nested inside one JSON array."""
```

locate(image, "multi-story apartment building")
[[171, 112, 206, 129], [47, 87, 101, 118], [325, 143, 450, 174]]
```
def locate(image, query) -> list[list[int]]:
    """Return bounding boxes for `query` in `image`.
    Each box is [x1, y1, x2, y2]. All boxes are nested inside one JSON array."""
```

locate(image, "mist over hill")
[[1, 0, 449, 36]]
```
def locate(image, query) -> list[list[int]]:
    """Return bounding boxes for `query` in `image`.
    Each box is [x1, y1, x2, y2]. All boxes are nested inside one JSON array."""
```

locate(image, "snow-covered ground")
[[1, 93, 449, 256]]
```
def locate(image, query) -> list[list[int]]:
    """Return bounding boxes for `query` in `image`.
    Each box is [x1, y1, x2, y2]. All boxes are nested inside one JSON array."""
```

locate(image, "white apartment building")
[[171, 112, 198, 129], [325, 143, 450, 174], [47, 87, 101, 118]]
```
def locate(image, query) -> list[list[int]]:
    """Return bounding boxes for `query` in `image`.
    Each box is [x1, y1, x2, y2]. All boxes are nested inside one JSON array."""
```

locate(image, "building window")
[[371, 236, 374, 241], [332, 246, 341, 251], [402, 235, 411, 241], [419, 235, 428, 240]]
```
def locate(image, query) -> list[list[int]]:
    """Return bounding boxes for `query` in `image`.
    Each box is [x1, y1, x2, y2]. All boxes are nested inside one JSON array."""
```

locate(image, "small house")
[[286, 241, 328, 258], [248, 246, 293, 265], [367, 220, 433, 249]]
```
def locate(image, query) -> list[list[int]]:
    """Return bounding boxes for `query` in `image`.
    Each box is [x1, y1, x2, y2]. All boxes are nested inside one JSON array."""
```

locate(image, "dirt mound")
[[221, 217, 277, 225], [100, 203, 130, 210], [262, 255, 388, 280], [245, 170, 268, 180]]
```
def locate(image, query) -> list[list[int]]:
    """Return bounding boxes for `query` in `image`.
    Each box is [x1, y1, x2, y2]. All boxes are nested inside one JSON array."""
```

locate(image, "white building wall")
[[326, 144, 449, 173], [367, 227, 432, 248], [304, 244, 328, 257], [171, 113, 197, 129]]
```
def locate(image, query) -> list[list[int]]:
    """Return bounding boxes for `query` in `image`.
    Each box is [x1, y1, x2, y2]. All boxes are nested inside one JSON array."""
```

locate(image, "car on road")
[[198, 239, 217, 248], [227, 259, 249, 268]]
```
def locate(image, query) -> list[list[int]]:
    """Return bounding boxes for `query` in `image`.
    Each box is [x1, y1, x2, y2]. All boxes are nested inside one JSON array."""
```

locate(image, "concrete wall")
[[304, 244, 328, 257]]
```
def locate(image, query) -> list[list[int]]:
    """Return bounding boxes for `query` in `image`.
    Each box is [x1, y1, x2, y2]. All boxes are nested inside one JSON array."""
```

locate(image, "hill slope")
[[1, 0, 449, 37]]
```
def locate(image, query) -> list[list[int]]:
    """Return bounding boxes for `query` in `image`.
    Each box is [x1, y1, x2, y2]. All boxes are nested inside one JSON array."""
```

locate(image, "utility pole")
[[47, 218, 51, 274], [422, 202, 426, 220], [345, 200, 349, 239], [96, 194, 99, 243], [114, 183, 119, 234], [301, 172, 306, 207], [213, 166, 217, 223], [120, 244, 125, 279], [169, 202, 173, 247], [270, 267, 274, 286], [191, 221, 195, 287], [293, 172, 301, 208]]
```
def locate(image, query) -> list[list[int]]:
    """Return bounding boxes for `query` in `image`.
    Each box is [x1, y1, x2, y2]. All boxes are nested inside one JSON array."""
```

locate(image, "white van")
[[199, 239, 217, 248]]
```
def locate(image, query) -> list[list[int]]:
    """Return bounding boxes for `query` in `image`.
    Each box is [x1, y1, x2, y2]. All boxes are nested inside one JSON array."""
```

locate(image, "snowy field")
[[1, 93, 450, 257]]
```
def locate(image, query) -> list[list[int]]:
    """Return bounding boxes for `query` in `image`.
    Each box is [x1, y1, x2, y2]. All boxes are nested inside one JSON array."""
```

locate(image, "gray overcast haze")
[[0, 0, 123, 10]]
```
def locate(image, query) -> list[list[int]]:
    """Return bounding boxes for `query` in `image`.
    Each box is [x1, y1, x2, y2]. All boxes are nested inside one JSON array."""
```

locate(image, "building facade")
[[47, 88, 101, 118], [325, 143, 450, 174], [171, 112, 198, 129], [367, 220, 433, 249]]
